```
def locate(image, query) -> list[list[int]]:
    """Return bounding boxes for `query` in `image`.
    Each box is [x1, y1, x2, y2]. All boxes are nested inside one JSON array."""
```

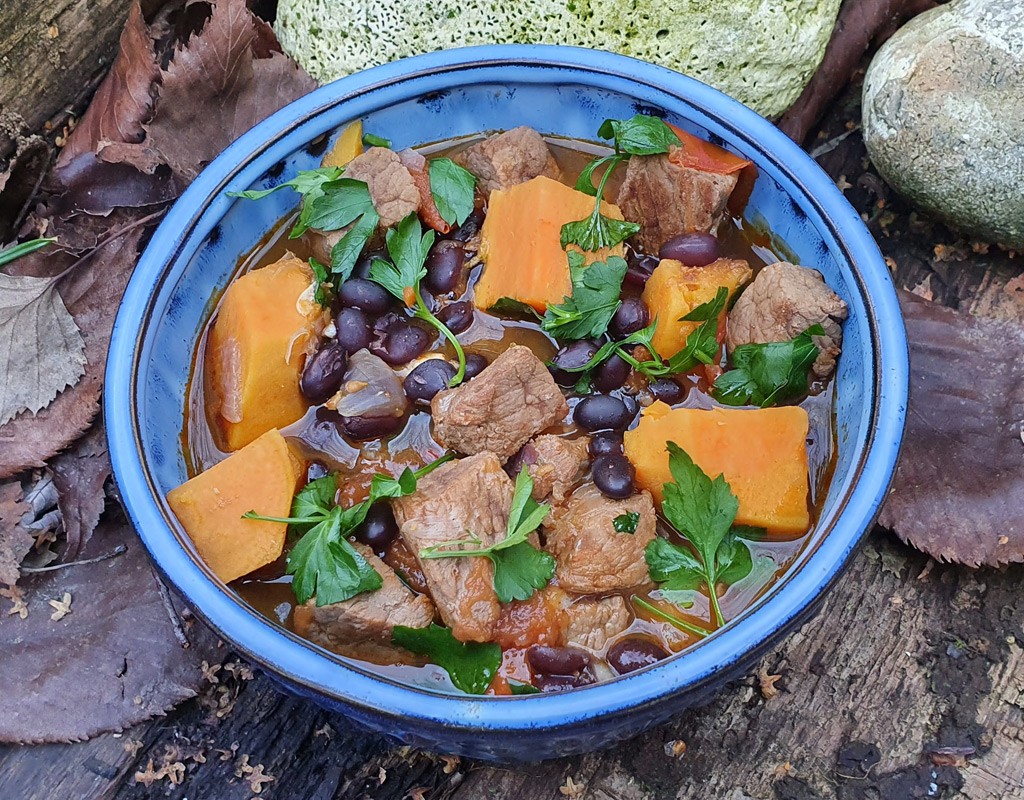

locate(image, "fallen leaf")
[[757, 664, 782, 699], [880, 292, 1024, 566], [47, 591, 72, 620], [560, 776, 586, 798], [0, 271, 87, 426], [48, 423, 111, 561], [0, 226, 144, 478], [0, 482, 33, 587], [0, 505, 220, 744], [0, 138, 52, 242], [143, 0, 316, 182], [1, 586, 28, 619], [246, 764, 275, 794]]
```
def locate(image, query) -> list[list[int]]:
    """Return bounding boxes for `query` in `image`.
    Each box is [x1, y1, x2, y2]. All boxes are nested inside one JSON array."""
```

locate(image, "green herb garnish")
[[541, 252, 628, 340], [713, 325, 825, 408], [643, 442, 754, 627], [309, 257, 332, 306], [560, 115, 680, 252], [227, 166, 343, 202], [244, 455, 453, 606], [429, 158, 477, 227], [632, 595, 711, 638], [369, 214, 468, 385], [362, 132, 392, 148], [508, 679, 541, 695], [613, 511, 640, 534], [391, 624, 501, 695], [490, 297, 543, 319], [419, 469, 555, 603]]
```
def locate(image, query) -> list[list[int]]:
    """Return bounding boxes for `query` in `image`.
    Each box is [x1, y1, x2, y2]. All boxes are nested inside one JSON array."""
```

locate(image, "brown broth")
[[183, 133, 839, 693]]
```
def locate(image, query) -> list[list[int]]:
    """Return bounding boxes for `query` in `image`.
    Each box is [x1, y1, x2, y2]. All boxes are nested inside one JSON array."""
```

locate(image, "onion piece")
[[326, 349, 407, 419]]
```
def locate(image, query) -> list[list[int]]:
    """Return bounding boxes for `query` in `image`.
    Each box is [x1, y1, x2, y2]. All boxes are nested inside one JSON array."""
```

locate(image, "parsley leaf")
[[369, 213, 468, 385], [542, 252, 627, 340], [391, 624, 501, 695], [362, 132, 391, 148], [713, 325, 825, 407], [418, 469, 555, 603], [561, 115, 679, 252], [227, 166, 344, 201], [244, 457, 451, 606], [632, 595, 711, 638], [292, 178, 376, 239], [308, 258, 332, 306], [613, 511, 640, 534], [490, 297, 543, 319], [597, 115, 681, 156], [429, 158, 477, 227], [328, 209, 380, 281], [508, 679, 541, 695], [644, 442, 754, 626]]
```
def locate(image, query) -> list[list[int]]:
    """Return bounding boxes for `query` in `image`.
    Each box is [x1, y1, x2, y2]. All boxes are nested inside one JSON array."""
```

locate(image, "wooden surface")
[[2, 12, 1024, 796]]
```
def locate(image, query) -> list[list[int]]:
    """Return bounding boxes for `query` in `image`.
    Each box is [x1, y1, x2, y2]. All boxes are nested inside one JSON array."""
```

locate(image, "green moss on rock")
[[274, 0, 840, 118]]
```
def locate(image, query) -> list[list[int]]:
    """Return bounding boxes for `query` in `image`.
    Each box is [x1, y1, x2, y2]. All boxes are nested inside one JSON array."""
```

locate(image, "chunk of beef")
[[454, 126, 561, 195], [515, 434, 590, 503], [544, 483, 657, 593], [345, 146, 421, 228], [726, 261, 849, 378], [431, 345, 569, 460], [564, 595, 631, 651], [616, 153, 738, 253], [392, 452, 512, 642], [292, 545, 435, 664]]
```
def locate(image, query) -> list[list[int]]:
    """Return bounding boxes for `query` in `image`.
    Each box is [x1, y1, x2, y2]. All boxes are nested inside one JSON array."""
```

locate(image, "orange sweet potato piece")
[[321, 120, 364, 169], [206, 255, 322, 451], [475, 175, 625, 313], [167, 429, 305, 582], [623, 402, 811, 537], [641, 257, 752, 358]]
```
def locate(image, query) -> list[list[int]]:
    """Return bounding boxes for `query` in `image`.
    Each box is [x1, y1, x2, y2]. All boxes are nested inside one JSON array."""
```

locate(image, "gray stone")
[[275, 0, 841, 119], [863, 0, 1024, 249]]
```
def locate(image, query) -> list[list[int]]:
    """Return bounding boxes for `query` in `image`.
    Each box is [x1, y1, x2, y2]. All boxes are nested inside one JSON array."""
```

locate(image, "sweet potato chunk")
[[641, 257, 752, 358], [623, 402, 811, 537], [206, 255, 322, 451], [321, 120, 364, 169], [167, 429, 304, 582], [475, 176, 625, 313]]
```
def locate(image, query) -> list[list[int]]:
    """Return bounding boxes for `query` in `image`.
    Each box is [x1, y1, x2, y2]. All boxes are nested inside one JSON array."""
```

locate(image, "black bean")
[[527, 646, 591, 676], [352, 248, 386, 280], [549, 340, 600, 387], [335, 307, 372, 353], [424, 240, 465, 294], [463, 353, 489, 380], [588, 431, 624, 459], [624, 251, 659, 288], [658, 232, 720, 266], [573, 395, 634, 431], [649, 378, 686, 405], [592, 454, 636, 499], [436, 300, 474, 334], [338, 413, 405, 440], [447, 208, 485, 242], [533, 673, 593, 692], [593, 353, 630, 392], [306, 461, 330, 484], [370, 319, 431, 366], [609, 297, 650, 339], [403, 359, 457, 404], [351, 503, 399, 553], [607, 637, 670, 675], [300, 341, 348, 404], [339, 278, 392, 314]]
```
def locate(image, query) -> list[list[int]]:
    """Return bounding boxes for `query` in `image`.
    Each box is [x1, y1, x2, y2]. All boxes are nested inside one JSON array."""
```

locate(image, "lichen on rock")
[[274, 0, 840, 119], [863, 0, 1024, 249]]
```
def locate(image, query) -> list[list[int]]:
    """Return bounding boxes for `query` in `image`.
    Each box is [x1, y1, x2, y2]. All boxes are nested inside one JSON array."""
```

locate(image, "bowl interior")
[[109, 47, 905, 747]]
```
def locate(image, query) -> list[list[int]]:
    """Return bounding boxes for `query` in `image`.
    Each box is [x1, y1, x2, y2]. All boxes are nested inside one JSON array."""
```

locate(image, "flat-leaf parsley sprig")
[[244, 455, 453, 607]]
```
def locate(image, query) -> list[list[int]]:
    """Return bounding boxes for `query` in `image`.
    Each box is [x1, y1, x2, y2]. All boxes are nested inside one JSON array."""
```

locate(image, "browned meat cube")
[[726, 261, 849, 378], [616, 153, 738, 253], [517, 434, 590, 503], [564, 595, 631, 651], [431, 345, 569, 460], [292, 545, 435, 664], [307, 146, 420, 262], [544, 483, 657, 593], [392, 452, 513, 642], [454, 126, 561, 195]]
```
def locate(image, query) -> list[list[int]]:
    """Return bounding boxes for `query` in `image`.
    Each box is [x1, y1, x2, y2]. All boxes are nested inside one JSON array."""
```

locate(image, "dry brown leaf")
[[55, 3, 161, 170], [0, 271, 87, 426], [143, 0, 316, 182], [879, 292, 1024, 566], [0, 226, 144, 478], [49, 423, 111, 561], [0, 505, 220, 743], [0, 482, 33, 587]]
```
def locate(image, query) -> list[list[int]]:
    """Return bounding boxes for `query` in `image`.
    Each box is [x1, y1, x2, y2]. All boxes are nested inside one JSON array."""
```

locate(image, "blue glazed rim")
[[106, 45, 908, 740]]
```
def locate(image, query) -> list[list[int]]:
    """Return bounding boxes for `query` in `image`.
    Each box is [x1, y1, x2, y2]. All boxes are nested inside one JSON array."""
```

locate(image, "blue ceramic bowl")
[[106, 45, 908, 761]]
